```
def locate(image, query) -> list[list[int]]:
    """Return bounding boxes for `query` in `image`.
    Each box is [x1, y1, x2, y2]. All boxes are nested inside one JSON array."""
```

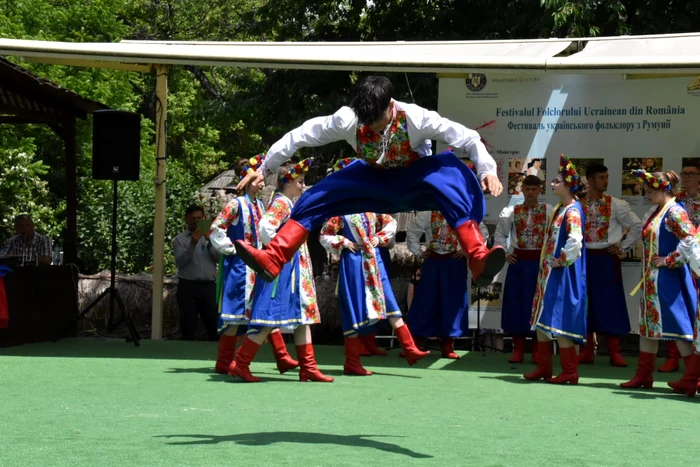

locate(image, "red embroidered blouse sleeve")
[[319, 217, 352, 253], [211, 199, 240, 233], [665, 206, 695, 268]]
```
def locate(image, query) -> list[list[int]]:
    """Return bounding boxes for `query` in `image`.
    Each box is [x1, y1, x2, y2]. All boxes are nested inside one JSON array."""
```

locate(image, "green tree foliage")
[[0, 131, 62, 246]]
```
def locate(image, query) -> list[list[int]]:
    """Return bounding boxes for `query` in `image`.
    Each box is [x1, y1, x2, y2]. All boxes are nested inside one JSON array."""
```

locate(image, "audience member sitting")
[[2, 214, 52, 266]]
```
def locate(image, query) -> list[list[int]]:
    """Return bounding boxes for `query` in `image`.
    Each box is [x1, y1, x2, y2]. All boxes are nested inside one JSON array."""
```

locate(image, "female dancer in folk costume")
[[209, 156, 298, 375], [494, 175, 553, 364], [405, 211, 488, 359], [620, 170, 698, 391], [319, 160, 429, 375], [234, 76, 506, 291], [356, 209, 397, 357], [524, 155, 587, 385], [227, 158, 333, 383], [658, 159, 700, 373]]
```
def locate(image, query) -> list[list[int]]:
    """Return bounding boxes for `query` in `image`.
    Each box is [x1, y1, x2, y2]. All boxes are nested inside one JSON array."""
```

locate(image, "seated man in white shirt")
[[2, 214, 52, 266]]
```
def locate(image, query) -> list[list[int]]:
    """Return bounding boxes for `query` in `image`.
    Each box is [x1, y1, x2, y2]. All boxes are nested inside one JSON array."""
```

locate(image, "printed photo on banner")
[[570, 158, 604, 180], [525, 157, 546, 194], [507, 173, 525, 195], [470, 282, 503, 309], [621, 157, 663, 205], [508, 157, 527, 174]]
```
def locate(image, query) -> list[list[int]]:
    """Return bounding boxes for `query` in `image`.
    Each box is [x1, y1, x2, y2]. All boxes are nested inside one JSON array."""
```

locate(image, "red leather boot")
[[668, 355, 700, 396], [297, 344, 334, 382], [454, 220, 506, 287], [399, 336, 424, 358], [395, 325, 430, 366], [524, 340, 553, 381], [360, 333, 387, 356], [508, 336, 526, 363], [658, 340, 681, 373], [578, 332, 595, 364], [547, 346, 579, 385], [268, 330, 299, 374], [235, 219, 309, 282], [344, 337, 372, 376], [228, 337, 262, 382], [215, 333, 238, 374], [620, 351, 655, 389], [607, 336, 628, 367], [531, 338, 539, 363], [441, 337, 460, 359]]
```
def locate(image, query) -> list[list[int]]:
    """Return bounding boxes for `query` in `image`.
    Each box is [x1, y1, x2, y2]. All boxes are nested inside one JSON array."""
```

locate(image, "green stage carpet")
[[0, 339, 697, 467]]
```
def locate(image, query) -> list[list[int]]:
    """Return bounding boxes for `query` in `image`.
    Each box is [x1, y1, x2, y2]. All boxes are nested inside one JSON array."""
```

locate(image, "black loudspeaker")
[[92, 109, 141, 181]]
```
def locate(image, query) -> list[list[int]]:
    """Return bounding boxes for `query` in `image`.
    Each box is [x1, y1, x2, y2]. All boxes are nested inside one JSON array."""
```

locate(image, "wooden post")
[[63, 118, 78, 265], [151, 65, 169, 340]]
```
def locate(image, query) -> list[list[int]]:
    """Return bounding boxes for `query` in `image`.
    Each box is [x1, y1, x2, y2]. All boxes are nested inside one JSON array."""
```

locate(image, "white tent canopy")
[[1, 32, 700, 74], [1, 32, 699, 340]]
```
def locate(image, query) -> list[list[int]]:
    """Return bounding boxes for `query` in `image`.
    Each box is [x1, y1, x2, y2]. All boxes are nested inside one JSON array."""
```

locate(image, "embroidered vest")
[[355, 111, 420, 168]]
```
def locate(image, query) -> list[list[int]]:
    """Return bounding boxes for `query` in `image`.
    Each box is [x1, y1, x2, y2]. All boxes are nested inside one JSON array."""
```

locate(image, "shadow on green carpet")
[[155, 431, 432, 458]]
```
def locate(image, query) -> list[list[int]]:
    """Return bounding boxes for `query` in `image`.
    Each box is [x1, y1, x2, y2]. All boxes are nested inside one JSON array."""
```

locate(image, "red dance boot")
[[297, 344, 334, 382], [607, 336, 628, 368], [667, 355, 700, 396], [215, 334, 238, 374], [360, 333, 388, 356], [344, 337, 372, 376], [228, 337, 262, 382], [620, 351, 655, 389], [547, 346, 579, 385], [268, 330, 299, 374], [235, 219, 309, 282], [395, 325, 430, 366], [399, 336, 424, 359], [658, 340, 681, 373], [441, 338, 460, 359], [358, 337, 371, 357], [578, 333, 595, 364], [524, 341, 553, 381], [508, 336, 526, 363], [454, 220, 506, 287]]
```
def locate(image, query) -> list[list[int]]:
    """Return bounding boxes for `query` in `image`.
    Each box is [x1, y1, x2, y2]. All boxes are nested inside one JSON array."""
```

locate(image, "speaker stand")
[[78, 180, 140, 346]]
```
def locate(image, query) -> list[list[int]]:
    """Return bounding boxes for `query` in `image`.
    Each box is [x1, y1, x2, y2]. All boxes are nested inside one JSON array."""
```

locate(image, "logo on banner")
[[465, 73, 487, 92], [688, 76, 700, 95]]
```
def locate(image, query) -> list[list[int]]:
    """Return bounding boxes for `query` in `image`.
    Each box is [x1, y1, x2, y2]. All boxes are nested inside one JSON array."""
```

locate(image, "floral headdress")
[[632, 169, 672, 192], [559, 154, 581, 193], [281, 157, 314, 183], [332, 158, 356, 172], [240, 154, 265, 178]]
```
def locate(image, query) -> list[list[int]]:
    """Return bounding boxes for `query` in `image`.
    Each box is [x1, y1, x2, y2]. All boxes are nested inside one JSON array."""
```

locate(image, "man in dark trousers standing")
[[173, 205, 220, 340]]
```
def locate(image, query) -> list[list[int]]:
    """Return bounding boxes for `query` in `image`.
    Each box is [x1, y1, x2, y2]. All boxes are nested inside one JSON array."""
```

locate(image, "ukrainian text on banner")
[[439, 73, 700, 332]]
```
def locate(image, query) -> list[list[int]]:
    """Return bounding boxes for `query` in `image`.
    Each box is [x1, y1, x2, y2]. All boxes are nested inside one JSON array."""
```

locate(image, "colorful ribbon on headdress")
[[632, 169, 672, 192], [332, 158, 356, 172], [559, 154, 581, 193], [240, 154, 265, 178], [282, 157, 314, 183]]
